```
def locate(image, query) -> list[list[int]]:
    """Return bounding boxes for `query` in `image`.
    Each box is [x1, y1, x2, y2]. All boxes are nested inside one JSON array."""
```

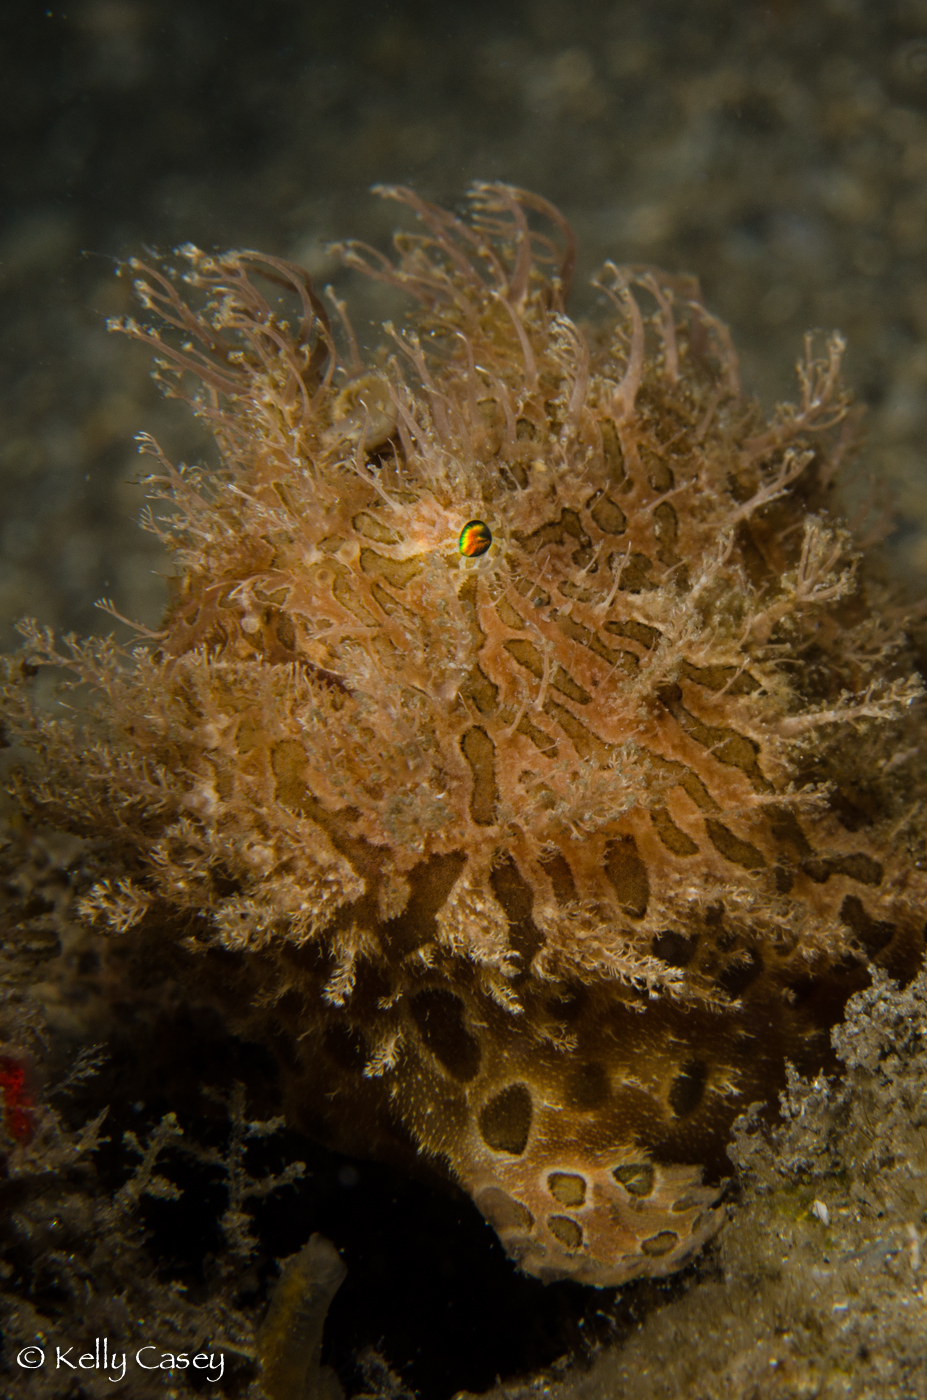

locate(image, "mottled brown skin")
[[5, 185, 927, 1286]]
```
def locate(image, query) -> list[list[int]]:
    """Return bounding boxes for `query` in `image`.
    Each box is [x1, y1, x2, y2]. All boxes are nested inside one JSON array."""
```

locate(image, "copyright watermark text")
[[17, 1337, 225, 1383]]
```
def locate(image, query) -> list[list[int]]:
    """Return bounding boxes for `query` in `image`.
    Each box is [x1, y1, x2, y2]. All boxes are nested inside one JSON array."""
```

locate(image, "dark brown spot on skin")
[[275, 612, 297, 652], [770, 808, 812, 857], [548, 1172, 587, 1207], [516, 715, 558, 756], [384, 852, 468, 953], [676, 767, 719, 812], [504, 638, 545, 678], [504, 639, 591, 704], [543, 697, 611, 762], [554, 611, 638, 672], [548, 1216, 583, 1249], [653, 501, 681, 566], [668, 1059, 708, 1115], [479, 1084, 533, 1155], [358, 547, 424, 587], [678, 660, 759, 695], [588, 489, 627, 535], [660, 682, 770, 790], [462, 664, 498, 716], [613, 1163, 655, 1197], [515, 508, 591, 568], [652, 931, 698, 967], [604, 618, 661, 649], [642, 448, 674, 493], [840, 895, 895, 955], [802, 853, 883, 886], [501, 461, 529, 490], [605, 835, 650, 916], [300, 660, 352, 694], [490, 855, 545, 966], [617, 552, 655, 593], [539, 849, 577, 906], [478, 1188, 534, 1233], [718, 948, 763, 999], [641, 1231, 679, 1256], [705, 820, 767, 871], [774, 865, 795, 893], [457, 573, 487, 647], [410, 989, 481, 1081], [332, 568, 378, 625], [829, 784, 881, 832], [272, 739, 310, 813], [651, 806, 699, 856], [353, 511, 402, 544], [599, 419, 627, 488], [461, 726, 499, 825]]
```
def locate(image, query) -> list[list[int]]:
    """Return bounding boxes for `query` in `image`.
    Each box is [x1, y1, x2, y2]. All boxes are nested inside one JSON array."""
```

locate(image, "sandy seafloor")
[[4, 1, 927, 1397]]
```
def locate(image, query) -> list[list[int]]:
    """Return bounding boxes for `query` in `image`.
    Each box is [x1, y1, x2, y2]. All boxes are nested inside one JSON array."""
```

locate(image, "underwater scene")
[[3, 1, 927, 1396]]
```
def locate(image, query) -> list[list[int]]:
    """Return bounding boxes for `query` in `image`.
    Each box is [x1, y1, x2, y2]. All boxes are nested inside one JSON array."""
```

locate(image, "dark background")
[[3, 0, 927, 652]]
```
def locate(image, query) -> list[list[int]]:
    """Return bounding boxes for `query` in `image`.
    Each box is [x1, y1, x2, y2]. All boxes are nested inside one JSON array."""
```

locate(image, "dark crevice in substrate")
[[70, 1017, 699, 1400]]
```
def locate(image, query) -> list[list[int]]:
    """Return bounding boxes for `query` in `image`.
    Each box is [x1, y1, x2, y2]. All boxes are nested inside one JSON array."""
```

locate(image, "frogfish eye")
[[458, 520, 492, 557]]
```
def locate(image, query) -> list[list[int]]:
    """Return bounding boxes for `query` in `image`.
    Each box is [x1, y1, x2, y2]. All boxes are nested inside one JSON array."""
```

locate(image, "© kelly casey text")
[[16, 1337, 225, 1383]]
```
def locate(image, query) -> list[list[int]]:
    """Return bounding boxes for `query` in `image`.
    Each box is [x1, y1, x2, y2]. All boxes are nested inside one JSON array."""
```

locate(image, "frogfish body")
[[6, 185, 927, 1286]]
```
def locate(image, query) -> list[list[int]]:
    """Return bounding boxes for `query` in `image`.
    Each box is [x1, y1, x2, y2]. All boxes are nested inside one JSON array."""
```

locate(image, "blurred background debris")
[[4, 0, 927, 651]]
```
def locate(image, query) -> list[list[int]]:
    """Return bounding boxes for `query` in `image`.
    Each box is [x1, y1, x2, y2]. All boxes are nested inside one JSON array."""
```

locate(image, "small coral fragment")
[[258, 1234, 347, 1400], [4, 184, 927, 1288]]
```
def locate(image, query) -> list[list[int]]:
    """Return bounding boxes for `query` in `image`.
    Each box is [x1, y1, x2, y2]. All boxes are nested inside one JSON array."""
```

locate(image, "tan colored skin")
[[5, 185, 927, 1286]]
